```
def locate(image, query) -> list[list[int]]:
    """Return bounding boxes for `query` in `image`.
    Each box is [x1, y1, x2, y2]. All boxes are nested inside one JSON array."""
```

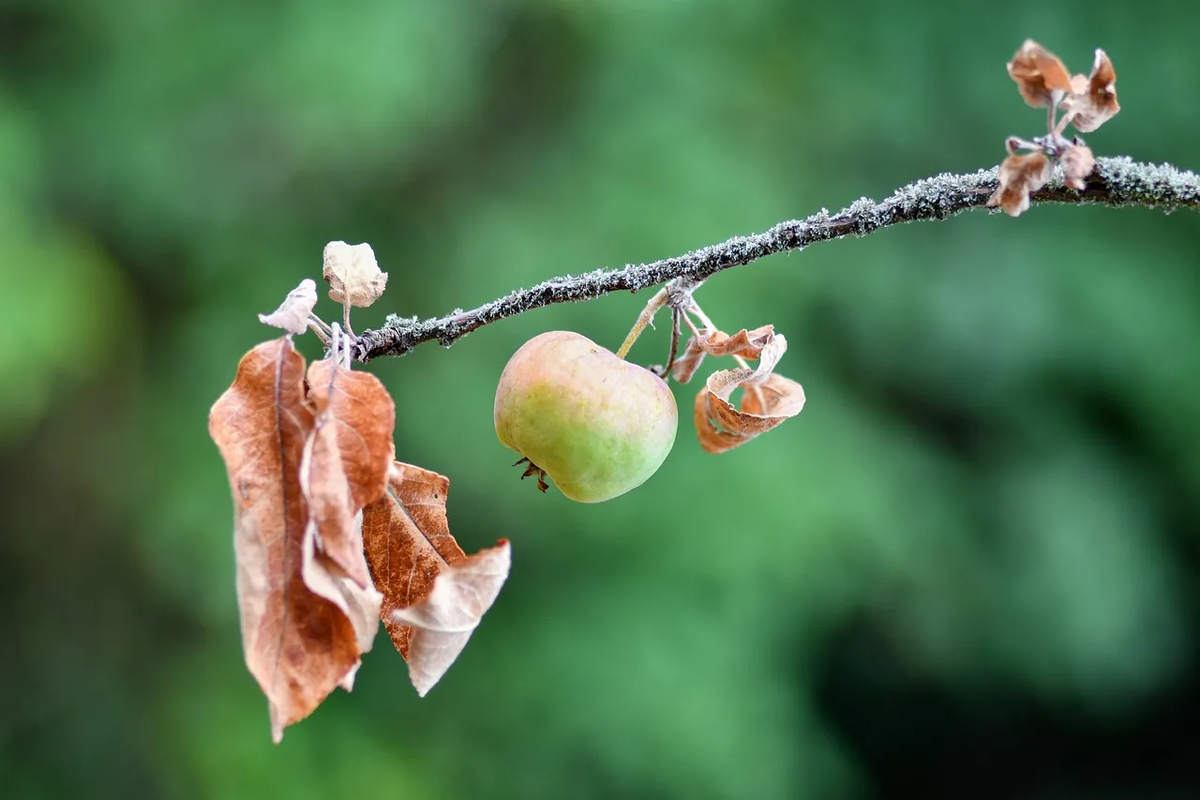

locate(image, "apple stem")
[[615, 287, 670, 359]]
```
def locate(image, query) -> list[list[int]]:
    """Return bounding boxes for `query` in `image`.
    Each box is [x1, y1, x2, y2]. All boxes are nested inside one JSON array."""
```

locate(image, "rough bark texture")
[[354, 157, 1200, 362]]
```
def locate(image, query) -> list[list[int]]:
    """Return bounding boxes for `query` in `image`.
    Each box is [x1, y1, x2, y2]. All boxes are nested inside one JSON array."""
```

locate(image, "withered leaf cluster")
[[672, 324, 806, 453], [209, 334, 508, 742], [989, 40, 1120, 217]]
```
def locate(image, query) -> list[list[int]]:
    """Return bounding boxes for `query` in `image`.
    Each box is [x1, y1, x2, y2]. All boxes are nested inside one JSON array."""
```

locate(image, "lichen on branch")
[[353, 156, 1200, 362]]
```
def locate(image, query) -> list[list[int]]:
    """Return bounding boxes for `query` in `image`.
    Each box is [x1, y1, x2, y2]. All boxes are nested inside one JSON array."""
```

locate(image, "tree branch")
[[354, 156, 1200, 362]]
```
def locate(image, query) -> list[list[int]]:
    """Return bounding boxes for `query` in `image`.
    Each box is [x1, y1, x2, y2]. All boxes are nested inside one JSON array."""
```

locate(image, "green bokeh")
[[2, 1, 1198, 798]]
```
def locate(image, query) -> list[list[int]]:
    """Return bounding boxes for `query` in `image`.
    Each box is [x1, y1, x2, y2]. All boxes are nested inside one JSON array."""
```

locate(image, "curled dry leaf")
[[1007, 39, 1073, 108], [1061, 49, 1119, 133], [693, 330, 806, 454], [258, 278, 318, 335], [208, 338, 364, 743], [323, 241, 388, 308], [987, 151, 1052, 217], [362, 462, 511, 696], [1060, 142, 1095, 190], [391, 541, 511, 697], [672, 325, 775, 385]]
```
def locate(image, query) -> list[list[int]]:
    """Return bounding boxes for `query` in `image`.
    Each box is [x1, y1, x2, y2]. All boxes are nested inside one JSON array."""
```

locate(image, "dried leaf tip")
[[323, 241, 388, 308], [988, 152, 1052, 217], [1007, 39, 1072, 108], [258, 278, 318, 335]]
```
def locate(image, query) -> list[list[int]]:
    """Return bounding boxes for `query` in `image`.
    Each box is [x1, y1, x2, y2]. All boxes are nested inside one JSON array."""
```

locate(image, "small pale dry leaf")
[[1061, 48, 1119, 133], [208, 337, 363, 743], [362, 462, 510, 696], [302, 359, 397, 587], [694, 331, 806, 454], [1007, 39, 1073, 108], [323, 241, 388, 308], [1060, 142, 1096, 190], [391, 541, 511, 697], [258, 278, 318, 335], [987, 151, 1052, 217], [672, 325, 775, 385]]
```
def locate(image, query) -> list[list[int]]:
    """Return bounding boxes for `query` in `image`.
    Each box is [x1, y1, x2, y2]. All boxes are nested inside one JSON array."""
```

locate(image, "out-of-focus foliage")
[[1, 1, 1197, 798]]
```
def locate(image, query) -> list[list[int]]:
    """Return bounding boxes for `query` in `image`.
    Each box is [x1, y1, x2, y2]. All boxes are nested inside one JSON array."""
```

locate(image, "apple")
[[494, 331, 678, 502]]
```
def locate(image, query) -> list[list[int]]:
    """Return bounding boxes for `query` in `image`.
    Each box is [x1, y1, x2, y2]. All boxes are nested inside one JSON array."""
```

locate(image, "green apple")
[[494, 331, 678, 503]]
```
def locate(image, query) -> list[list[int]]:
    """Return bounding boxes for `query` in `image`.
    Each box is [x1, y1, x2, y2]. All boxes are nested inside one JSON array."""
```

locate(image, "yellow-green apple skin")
[[494, 331, 678, 502]]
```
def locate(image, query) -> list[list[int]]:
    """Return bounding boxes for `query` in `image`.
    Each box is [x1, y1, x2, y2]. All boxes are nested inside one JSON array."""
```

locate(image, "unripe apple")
[[494, 331, 678, 503]]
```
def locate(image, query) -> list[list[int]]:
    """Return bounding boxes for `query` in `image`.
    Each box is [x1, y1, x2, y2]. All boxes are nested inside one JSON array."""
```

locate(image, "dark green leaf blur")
[[2, 1, 1197, 798]]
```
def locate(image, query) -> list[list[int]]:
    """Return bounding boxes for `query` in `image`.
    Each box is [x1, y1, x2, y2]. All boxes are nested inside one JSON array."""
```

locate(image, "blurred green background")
[[2, 1, 1198, 798]]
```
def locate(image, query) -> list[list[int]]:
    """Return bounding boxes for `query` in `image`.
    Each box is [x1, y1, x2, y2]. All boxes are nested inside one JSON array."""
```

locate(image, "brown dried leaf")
[[302, 359, 397, 587], [694, 332, 806, 454], [363, 462, 510, 696], [391, 541, 511, 697], [208, 338, 362, 743], [672, 325, 775, 384], [323, 241, 388, 308], [364, 464, 462, 659], [258, 279, 318, 335], [1060, 142, 1096, 190], [296, 358, 397, 691], [987, 152, 1052, 217], [1007, 39, 1073, 108], [1061, 48, 1119, 133]]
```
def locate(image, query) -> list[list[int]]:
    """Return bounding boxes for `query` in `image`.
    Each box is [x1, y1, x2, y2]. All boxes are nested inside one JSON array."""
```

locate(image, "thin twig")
[[354, 157, 1200, 362], [657, 308, 681, 379]]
